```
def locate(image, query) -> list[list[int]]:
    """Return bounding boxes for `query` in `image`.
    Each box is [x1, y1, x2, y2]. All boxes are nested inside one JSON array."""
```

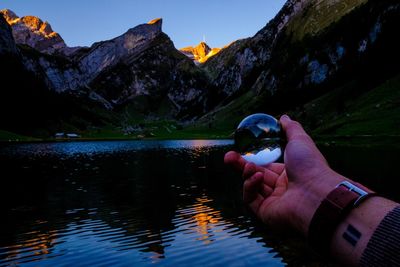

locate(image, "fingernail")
[[281, 114, 290, 120]]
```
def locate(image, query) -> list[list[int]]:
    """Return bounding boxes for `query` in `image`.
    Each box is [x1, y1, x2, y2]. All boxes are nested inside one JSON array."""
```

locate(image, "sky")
[[0, 0, 287, 49]]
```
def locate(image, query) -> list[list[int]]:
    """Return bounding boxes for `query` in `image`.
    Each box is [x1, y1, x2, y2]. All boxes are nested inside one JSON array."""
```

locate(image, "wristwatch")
[[308, 181, 376, 256]]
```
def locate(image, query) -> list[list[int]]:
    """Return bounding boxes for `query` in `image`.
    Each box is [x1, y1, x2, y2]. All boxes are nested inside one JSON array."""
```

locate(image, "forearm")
[[330, 196, 397, 266], [294, 170, 398, 266]]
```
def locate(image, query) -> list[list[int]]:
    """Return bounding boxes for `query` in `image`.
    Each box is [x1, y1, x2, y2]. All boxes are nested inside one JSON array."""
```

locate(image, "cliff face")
[[203, 0, 400, 107], [1, 0, 399, 138], [197, 0, 400, 139], [203, 0, 373, 98], [180, 42, 221, 64], [0, 13, 18, 55], [0, 13, 213, 121], [79, 19, 164, 81], [88, 31, 212, 117], [0, 9, 67, 54]]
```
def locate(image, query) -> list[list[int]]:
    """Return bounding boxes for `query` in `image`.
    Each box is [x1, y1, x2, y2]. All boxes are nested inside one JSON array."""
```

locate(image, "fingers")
[[272, 170, 288, 197], [242, 162, 257, 180], [261, 184, 273, 198], [225, 151, 285, 177], [244, 172, 274, 214], [224, 151, 247, 171], [280, 115, 312, 143], [243, 172, 263, 203], [262, 168, 280, 188], [243, 162, 282, 188], [266, 163, 285, 175]]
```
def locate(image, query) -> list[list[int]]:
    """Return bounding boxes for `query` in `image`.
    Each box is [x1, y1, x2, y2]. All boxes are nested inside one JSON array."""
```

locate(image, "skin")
[[225, 115, 398, 266]]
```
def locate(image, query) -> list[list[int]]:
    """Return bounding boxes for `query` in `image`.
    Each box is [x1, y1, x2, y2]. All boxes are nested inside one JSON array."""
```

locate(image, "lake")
[[0, 140, 398, 266]]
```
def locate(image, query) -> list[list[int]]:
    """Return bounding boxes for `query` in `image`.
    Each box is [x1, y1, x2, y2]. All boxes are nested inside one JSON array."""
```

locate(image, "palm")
[[246, 163, 293, 228]]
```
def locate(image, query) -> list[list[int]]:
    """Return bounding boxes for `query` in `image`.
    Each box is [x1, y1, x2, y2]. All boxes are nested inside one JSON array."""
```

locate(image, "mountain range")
[[0, 0, 399, 140]]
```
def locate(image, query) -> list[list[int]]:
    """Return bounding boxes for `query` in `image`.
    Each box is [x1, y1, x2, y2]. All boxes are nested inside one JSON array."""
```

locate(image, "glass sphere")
[[234, 113, 283, 166]]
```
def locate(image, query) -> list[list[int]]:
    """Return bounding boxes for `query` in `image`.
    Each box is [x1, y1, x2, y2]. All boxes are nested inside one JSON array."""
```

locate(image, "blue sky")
[[1, 0, 286, 49]]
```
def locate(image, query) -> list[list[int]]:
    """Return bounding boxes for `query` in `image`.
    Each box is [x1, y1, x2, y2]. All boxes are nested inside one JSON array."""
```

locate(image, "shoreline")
[[1, 134, 399, 148]]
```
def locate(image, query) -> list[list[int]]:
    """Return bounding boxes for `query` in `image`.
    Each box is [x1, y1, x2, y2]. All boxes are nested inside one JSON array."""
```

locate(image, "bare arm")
[[225, 115, 399, 266]]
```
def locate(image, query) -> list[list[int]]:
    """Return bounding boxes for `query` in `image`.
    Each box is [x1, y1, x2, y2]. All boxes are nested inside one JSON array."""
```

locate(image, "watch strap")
[[308, 182, 376, 256]]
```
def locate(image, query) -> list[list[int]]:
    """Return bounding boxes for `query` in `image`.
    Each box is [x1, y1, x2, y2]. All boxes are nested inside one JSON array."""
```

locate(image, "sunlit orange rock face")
[[0, 9, 66, 54], [180, 42, 221, 64], [147, 18, 162, 25]]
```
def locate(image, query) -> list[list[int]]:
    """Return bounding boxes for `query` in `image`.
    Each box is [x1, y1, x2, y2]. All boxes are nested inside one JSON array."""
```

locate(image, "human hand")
[[225, 115, 344, 234]]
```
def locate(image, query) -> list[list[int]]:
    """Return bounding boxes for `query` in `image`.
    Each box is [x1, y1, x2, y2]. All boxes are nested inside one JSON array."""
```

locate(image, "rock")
[[203, 0, 313, 98], [180, 42, 221, 64], [0, 12, 18, 55], [306, 60, 328, 85], [78, 18, 164, 81], [0, 9, 66, 54], [203, 0, 378, 101]]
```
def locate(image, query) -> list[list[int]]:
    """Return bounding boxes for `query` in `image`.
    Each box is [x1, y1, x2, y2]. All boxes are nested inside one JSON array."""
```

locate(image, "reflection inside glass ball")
[[234, 113, 283, 166]]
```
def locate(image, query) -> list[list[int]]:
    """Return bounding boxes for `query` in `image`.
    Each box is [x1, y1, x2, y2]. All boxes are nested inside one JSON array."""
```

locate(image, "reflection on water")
[[0, 140, 284, 267], [0, 140, 233, 157], [2, 140, 396, 266]]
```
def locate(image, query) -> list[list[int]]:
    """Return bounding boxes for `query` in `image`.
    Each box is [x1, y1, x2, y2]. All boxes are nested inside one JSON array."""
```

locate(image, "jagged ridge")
[[0, 12, 215, 137], [0, 9, 66, 54], [180, 42, 221, 64]]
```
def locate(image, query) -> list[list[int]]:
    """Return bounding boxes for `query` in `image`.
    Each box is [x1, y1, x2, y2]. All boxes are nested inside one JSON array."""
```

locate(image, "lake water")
[[0, 140, 398, 266]]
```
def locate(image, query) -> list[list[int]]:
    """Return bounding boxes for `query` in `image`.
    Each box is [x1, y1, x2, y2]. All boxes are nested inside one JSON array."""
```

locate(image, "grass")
[[2, 73, 398, 144], [285, 0, 367, 41], [0, 130, 39, 142], [77, 119, 231, 140], [191, 90, 268, 135], [305, 73, 400, 137]]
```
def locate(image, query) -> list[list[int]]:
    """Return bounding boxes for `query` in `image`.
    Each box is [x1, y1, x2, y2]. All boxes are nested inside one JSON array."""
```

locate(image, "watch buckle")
[[337, 181, 369, 205]]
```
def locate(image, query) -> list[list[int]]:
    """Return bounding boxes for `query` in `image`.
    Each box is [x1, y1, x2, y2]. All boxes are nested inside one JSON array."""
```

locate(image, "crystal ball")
[[234, 113, 283, 166]]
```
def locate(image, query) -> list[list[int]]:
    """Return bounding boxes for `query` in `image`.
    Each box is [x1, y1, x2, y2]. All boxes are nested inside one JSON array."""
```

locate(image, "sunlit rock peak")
[[180, 41, 221, 64], [148, 18, 162, 25], [0, 9, 66, 54]]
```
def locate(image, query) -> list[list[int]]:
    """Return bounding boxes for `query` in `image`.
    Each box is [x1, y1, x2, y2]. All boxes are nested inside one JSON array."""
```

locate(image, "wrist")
[[291, 169, 346, 235], [308, 179, 377, 257]]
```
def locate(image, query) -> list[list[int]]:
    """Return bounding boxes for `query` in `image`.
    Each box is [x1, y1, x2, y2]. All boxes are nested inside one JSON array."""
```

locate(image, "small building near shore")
[[66, 133, 80, 138], [54, 133, 81, 139]]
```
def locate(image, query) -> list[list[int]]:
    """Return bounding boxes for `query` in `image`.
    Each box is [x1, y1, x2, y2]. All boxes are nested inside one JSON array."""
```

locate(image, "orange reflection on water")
[[190, 196, 222, 244], [4, 227, 57, 262]]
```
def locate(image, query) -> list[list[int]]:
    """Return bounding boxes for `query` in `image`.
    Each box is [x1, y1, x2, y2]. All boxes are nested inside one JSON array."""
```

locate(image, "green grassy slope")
[[0, 130, 39, 142], [286, 0, 368, 41], [187, 72, 400, 143], [302, 73, 400, 137]]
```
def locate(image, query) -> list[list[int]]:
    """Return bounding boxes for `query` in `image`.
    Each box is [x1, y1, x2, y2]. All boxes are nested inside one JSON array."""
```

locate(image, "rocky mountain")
[[0, 13, 116, 137], [180, 41, 221, 64], [0, 10, 18, 55], [0, 9, 68, 54], [0, 11, 215, 137], [204, 0, 372, 99], [200, 0, 400, 137], [1, 0, 399, 140]]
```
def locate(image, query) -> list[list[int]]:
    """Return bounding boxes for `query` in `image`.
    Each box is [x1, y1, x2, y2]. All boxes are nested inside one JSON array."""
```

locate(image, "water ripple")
[[0, 140, 284, 267]]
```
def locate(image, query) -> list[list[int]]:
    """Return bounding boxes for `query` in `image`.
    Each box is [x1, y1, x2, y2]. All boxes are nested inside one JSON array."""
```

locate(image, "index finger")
[[225, 151, 283, 176], [224, 151, 247, 171]]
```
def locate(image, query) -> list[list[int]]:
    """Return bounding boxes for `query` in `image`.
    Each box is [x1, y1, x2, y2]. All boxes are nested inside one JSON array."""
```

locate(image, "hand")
[[226, 115, 397, 266], [225, 115, 344, 234]]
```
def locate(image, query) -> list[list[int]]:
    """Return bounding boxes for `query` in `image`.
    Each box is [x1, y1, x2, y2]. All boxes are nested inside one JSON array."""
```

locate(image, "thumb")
[[279, 115, 311, 142]]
